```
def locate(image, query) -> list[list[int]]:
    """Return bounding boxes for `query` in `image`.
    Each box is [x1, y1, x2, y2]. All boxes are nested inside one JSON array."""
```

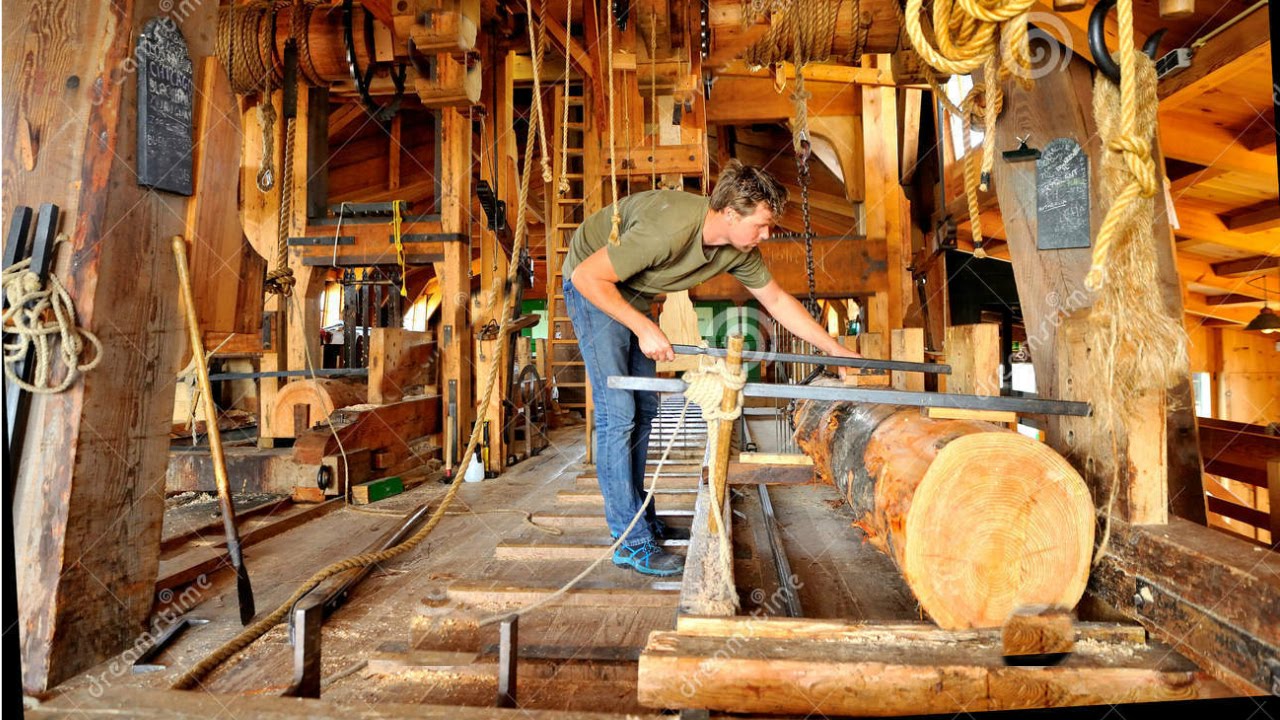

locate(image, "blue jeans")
[[563, 278, 660, 544]]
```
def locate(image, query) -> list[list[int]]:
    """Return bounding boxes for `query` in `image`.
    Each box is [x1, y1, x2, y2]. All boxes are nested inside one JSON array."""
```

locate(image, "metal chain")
[[795, 138, 818, 317]]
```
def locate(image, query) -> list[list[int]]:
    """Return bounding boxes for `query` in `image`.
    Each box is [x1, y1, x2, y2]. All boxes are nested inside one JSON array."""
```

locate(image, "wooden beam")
[[1225, 203, 1280, 233], [638, 626, 1232, 715], [1178, 255, 1269, 300], [1204, 293, 1265, 306], [7, 0, 205, 692], [1167, 164, 1227, 195], [439, 108, 473, 474], [1172, 203, 1280, 256], [1183, 292, 1258, 325], [1158, 5, 1270, 110], [1212, 255, 1279, 277], [1158, 115, 1279, 181], [991, 54, 1199, 528], [714, 60, 895, 86], [862, 70, 906, 335], [705, 20, 770, 68], [705, 76, 859, 123], [1090, 516, 1280, 694], [539, 11, 595, 80]]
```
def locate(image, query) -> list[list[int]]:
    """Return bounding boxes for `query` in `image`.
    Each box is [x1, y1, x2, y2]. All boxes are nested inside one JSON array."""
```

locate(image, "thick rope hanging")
[[605, 0, 622, 244], [174, 3, 550, 690], [2, 248, 103, 395], [905, 0, 1035, 256], [556, 0, 574, 197], [526, 0, 555, 184], [1085, 3, 1187, 566], [1084, 0, 1159, 292]]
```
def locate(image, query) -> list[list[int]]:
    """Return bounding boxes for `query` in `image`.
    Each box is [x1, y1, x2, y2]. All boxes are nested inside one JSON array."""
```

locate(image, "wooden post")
[[6, 0, 214, 691], [945, 324, 1001, 396], [709, 335, 745, 533], [990, 53, 1201, 522], [891, 328, 925, 391], [861, 56, 909, 336], [439, 108, 473, 474]]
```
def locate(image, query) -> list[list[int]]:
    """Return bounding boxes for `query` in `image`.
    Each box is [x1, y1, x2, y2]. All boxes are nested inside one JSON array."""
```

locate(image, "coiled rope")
[[2, 245, 103, 395], [173, 0, 549, 690], [217, 1, 327, 295], [904, 0, 1036, 257], [739, 0, 849, 151]]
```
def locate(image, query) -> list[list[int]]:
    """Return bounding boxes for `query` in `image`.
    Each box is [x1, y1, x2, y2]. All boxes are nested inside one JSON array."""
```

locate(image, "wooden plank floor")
[[44, 428, 683, 715], [44, 417, 928, 716]]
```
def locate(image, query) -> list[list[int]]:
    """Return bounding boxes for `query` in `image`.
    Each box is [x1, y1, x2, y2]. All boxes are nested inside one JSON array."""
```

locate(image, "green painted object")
[[353, 476, 403, 504]]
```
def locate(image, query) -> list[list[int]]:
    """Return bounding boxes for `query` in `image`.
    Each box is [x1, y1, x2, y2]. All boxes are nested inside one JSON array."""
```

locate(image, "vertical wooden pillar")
[[990, 54, 1196, 523], [5, 0, 215, 691], [440, 108, 473, 473], [283, 86, 323, 377], [476, 51, 518, 472], [861, 56, 909, 336], [708, 335, 745, 533]]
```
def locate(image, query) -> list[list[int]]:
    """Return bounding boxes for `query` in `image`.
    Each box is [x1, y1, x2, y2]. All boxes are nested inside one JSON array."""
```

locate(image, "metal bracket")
[[496, 615, 518, 708], [282, 596, 323, 698], [133, 616, 210, 673]]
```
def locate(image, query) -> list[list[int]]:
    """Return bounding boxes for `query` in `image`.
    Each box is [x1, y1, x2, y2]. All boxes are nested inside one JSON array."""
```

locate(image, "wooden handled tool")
[[171, 236, 256, 625]]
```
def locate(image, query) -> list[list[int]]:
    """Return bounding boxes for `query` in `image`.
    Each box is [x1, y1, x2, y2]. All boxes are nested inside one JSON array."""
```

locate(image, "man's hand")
[[638, 324, 675, 362], [825, 342, 862, 379]]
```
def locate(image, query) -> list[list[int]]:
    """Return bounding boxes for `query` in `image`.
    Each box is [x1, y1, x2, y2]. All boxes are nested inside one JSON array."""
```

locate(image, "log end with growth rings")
[[899, 431, 1093, 630]]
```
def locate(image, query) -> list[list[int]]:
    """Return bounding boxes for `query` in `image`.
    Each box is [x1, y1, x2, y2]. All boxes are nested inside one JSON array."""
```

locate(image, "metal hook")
[[1088, 0, 1167, 84]]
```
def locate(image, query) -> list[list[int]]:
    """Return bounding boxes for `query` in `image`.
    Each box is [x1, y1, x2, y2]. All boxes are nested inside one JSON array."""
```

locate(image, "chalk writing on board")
[[137, 17, 194, 196], [1036, 138, 1090, 250]]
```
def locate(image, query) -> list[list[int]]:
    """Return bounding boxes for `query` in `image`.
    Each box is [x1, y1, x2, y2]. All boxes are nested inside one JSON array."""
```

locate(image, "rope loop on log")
[[2, 243, 103, 395]]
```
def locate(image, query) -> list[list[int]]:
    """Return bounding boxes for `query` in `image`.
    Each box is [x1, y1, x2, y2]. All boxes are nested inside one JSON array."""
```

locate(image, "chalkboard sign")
[[136, 18, 194, 196], [1035, 138, 1089, 250]]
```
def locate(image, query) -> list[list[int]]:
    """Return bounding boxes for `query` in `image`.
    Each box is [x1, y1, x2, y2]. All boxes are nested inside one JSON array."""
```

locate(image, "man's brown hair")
[[709, 159, 788, 219]]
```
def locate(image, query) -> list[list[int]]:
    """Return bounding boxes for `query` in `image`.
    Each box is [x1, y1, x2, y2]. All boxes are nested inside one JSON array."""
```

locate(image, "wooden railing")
[[1198, 417, 1279, 547]]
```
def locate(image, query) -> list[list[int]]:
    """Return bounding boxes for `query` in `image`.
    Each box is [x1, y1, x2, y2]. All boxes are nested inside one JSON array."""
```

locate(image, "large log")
[[793, 395, 1094, 629]]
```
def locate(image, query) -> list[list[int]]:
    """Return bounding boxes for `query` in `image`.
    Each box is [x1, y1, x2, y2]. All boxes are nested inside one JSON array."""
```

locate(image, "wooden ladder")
[[547, 84, 600, 460]]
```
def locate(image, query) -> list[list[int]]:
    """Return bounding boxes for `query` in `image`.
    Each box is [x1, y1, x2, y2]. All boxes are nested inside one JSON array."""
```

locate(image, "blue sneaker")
[[613, 538, 684, 576]]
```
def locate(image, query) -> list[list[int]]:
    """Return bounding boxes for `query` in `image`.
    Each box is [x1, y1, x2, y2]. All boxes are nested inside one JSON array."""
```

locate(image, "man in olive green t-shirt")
[[562, 160, 860, 577]]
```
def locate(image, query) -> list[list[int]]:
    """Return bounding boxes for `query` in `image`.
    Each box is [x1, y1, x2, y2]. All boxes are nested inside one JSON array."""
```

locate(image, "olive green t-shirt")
[[563, 190, 773, 311]]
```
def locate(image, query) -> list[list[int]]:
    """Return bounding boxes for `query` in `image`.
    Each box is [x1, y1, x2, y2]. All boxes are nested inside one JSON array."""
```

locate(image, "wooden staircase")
[[548, 84, 601, 460]]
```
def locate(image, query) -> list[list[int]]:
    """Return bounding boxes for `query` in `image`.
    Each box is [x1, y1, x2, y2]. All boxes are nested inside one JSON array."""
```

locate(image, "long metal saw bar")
[[607, 376, 1091, 417], [672, 344, 950, 375]]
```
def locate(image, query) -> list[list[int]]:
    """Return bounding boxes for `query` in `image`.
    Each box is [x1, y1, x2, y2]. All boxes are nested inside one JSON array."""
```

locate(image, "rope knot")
[[682, 360, 748, 423], [265, 266, 296, 296]]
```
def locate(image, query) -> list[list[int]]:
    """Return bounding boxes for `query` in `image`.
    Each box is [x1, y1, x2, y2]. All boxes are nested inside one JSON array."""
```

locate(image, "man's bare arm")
[[570, 247, 675, 362], [747, 279, 860, 359]]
